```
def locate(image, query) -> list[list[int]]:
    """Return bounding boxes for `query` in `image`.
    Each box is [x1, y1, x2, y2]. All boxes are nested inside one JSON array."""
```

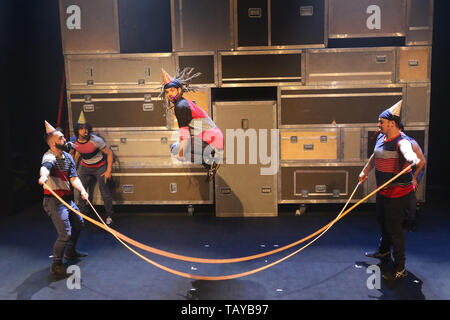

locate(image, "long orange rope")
[[42, 164, 412, 267], [43, 165, 411, 280]]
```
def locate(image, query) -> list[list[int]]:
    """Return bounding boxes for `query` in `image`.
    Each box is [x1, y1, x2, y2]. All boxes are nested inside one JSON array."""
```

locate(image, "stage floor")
[[1, 194, 449, 301]]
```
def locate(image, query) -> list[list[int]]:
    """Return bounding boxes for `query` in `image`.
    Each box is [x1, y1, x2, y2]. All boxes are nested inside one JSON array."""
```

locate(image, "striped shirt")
[[41, 150, 77, 197], [175, 98, 224, 150], [374, 132, 414, 198], [70, 134, 106, 167]]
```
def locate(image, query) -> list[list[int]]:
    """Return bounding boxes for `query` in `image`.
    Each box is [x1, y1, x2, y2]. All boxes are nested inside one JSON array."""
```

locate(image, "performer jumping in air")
[[69, 111, 115, 226], [359, 100, 420, 281], [162, 68, 224, 181], [38, 121, 89, 277]]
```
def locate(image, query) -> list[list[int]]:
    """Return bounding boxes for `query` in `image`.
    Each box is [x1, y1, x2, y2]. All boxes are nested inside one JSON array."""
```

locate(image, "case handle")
[[221, 187, 232, 195], [299, 6, 313, 16], [122, 185, 134, 194], [248, 8, 262, 18], [170, 183, 177, 194]]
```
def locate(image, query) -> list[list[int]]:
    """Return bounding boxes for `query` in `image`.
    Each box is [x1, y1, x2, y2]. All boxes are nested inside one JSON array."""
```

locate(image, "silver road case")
[[219, 50, 303, 87], [406, 0, 434, 45], [234, 0, 327, 49], [278, 84, 405, 127], [397, 46, 432, 83], [91, 165, 213, 205], [279, 163, 364, 203], [213, 101, 278, 216], [92, 130, 180, 168], [403, 83, 431, 125], [67, 89, 171, 132], [59, 0, 120, 54], [305, 47, 397, 85], [170, 0, 234, 52], [328, 0, 407, 39], [65, 53, 175, 90], [175, 52, 218, 87]]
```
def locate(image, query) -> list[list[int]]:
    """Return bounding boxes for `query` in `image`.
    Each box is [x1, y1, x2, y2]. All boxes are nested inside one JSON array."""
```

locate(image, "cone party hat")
[[161, 68, 174, 85], [44, 120, 57, 134], [78, 110, 87, 124]]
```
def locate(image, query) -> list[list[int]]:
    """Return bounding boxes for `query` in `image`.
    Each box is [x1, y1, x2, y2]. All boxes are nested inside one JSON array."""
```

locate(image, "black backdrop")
[[2, 0, 449, 215]]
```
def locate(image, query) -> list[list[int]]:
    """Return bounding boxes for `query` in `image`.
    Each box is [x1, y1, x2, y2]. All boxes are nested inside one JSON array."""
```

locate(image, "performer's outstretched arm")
[[359, 154, 375, 183]]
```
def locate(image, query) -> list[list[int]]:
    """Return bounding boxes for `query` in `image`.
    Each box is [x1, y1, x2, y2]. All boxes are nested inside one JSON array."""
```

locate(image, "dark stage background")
[[1, 0, 449, 215]]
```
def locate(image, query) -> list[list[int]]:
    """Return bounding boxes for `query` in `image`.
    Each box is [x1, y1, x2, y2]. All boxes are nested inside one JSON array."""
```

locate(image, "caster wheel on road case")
[[295, 204, 306, 216]]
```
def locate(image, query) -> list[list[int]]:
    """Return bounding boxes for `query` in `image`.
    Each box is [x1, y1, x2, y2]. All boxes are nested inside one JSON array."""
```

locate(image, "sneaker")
[[50, 261, 67, 277], [382, 268, 408, 281], [105, 216, 113, 227], [64, 249, 88, 261], [207, 163, 221, 181]]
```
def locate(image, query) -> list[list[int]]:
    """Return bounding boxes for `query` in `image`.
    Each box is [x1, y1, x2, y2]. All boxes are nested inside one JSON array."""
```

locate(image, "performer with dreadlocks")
[[162, 67, 223, 180]]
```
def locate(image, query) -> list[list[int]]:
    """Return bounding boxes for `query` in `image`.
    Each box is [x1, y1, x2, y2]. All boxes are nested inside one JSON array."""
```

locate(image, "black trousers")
[[376, 191, 415, 270]]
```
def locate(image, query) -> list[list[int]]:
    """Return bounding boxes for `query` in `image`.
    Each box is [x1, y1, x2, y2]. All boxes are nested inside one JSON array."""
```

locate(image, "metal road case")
[[219, 50, 303, 87], [91, 165, 213, 205], [278, 85, 405, 127], [403, 83, 431, 125], [279, 163, 364, 203], [65, 53, 175, 90], [235, 0, 268, 48], [93, 130, 180, 168], [406, 0, 434, 45], [280, 129, 338, 161], [234, 0, 327, 49], [59, 0, 120, 54], [328, 0, 407, 39], [67, 90, 170, 132], [175, 52, 217, 87], [213, 101, 278, 216], [305, 47, 397, 85], [280, 127, 363, 163], [170, 0, 234, 52], [117, 0, 172, 53], [397, 46, 432, 83]]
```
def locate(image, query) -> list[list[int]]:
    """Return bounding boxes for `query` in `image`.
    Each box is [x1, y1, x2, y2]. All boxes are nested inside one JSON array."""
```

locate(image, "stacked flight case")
[[59, 0, 433, 215], [60, 0, 213, 207]]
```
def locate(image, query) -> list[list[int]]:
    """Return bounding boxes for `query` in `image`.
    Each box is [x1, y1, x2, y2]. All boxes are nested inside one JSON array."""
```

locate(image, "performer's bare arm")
[[38, 166, 50, 185], [398, 139, 420, 166], [359, 154, 375, 183], [70, 176, 89, 200], [101, 146, 114, 183], [411, 141, 426, 188]]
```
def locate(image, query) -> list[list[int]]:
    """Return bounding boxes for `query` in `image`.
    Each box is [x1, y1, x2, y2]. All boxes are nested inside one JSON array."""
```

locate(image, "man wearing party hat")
[[69, 111, 115, 226], [162, 68, 224, 180], [359, 100, 420, 280], [38, 121, 89, 277]]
